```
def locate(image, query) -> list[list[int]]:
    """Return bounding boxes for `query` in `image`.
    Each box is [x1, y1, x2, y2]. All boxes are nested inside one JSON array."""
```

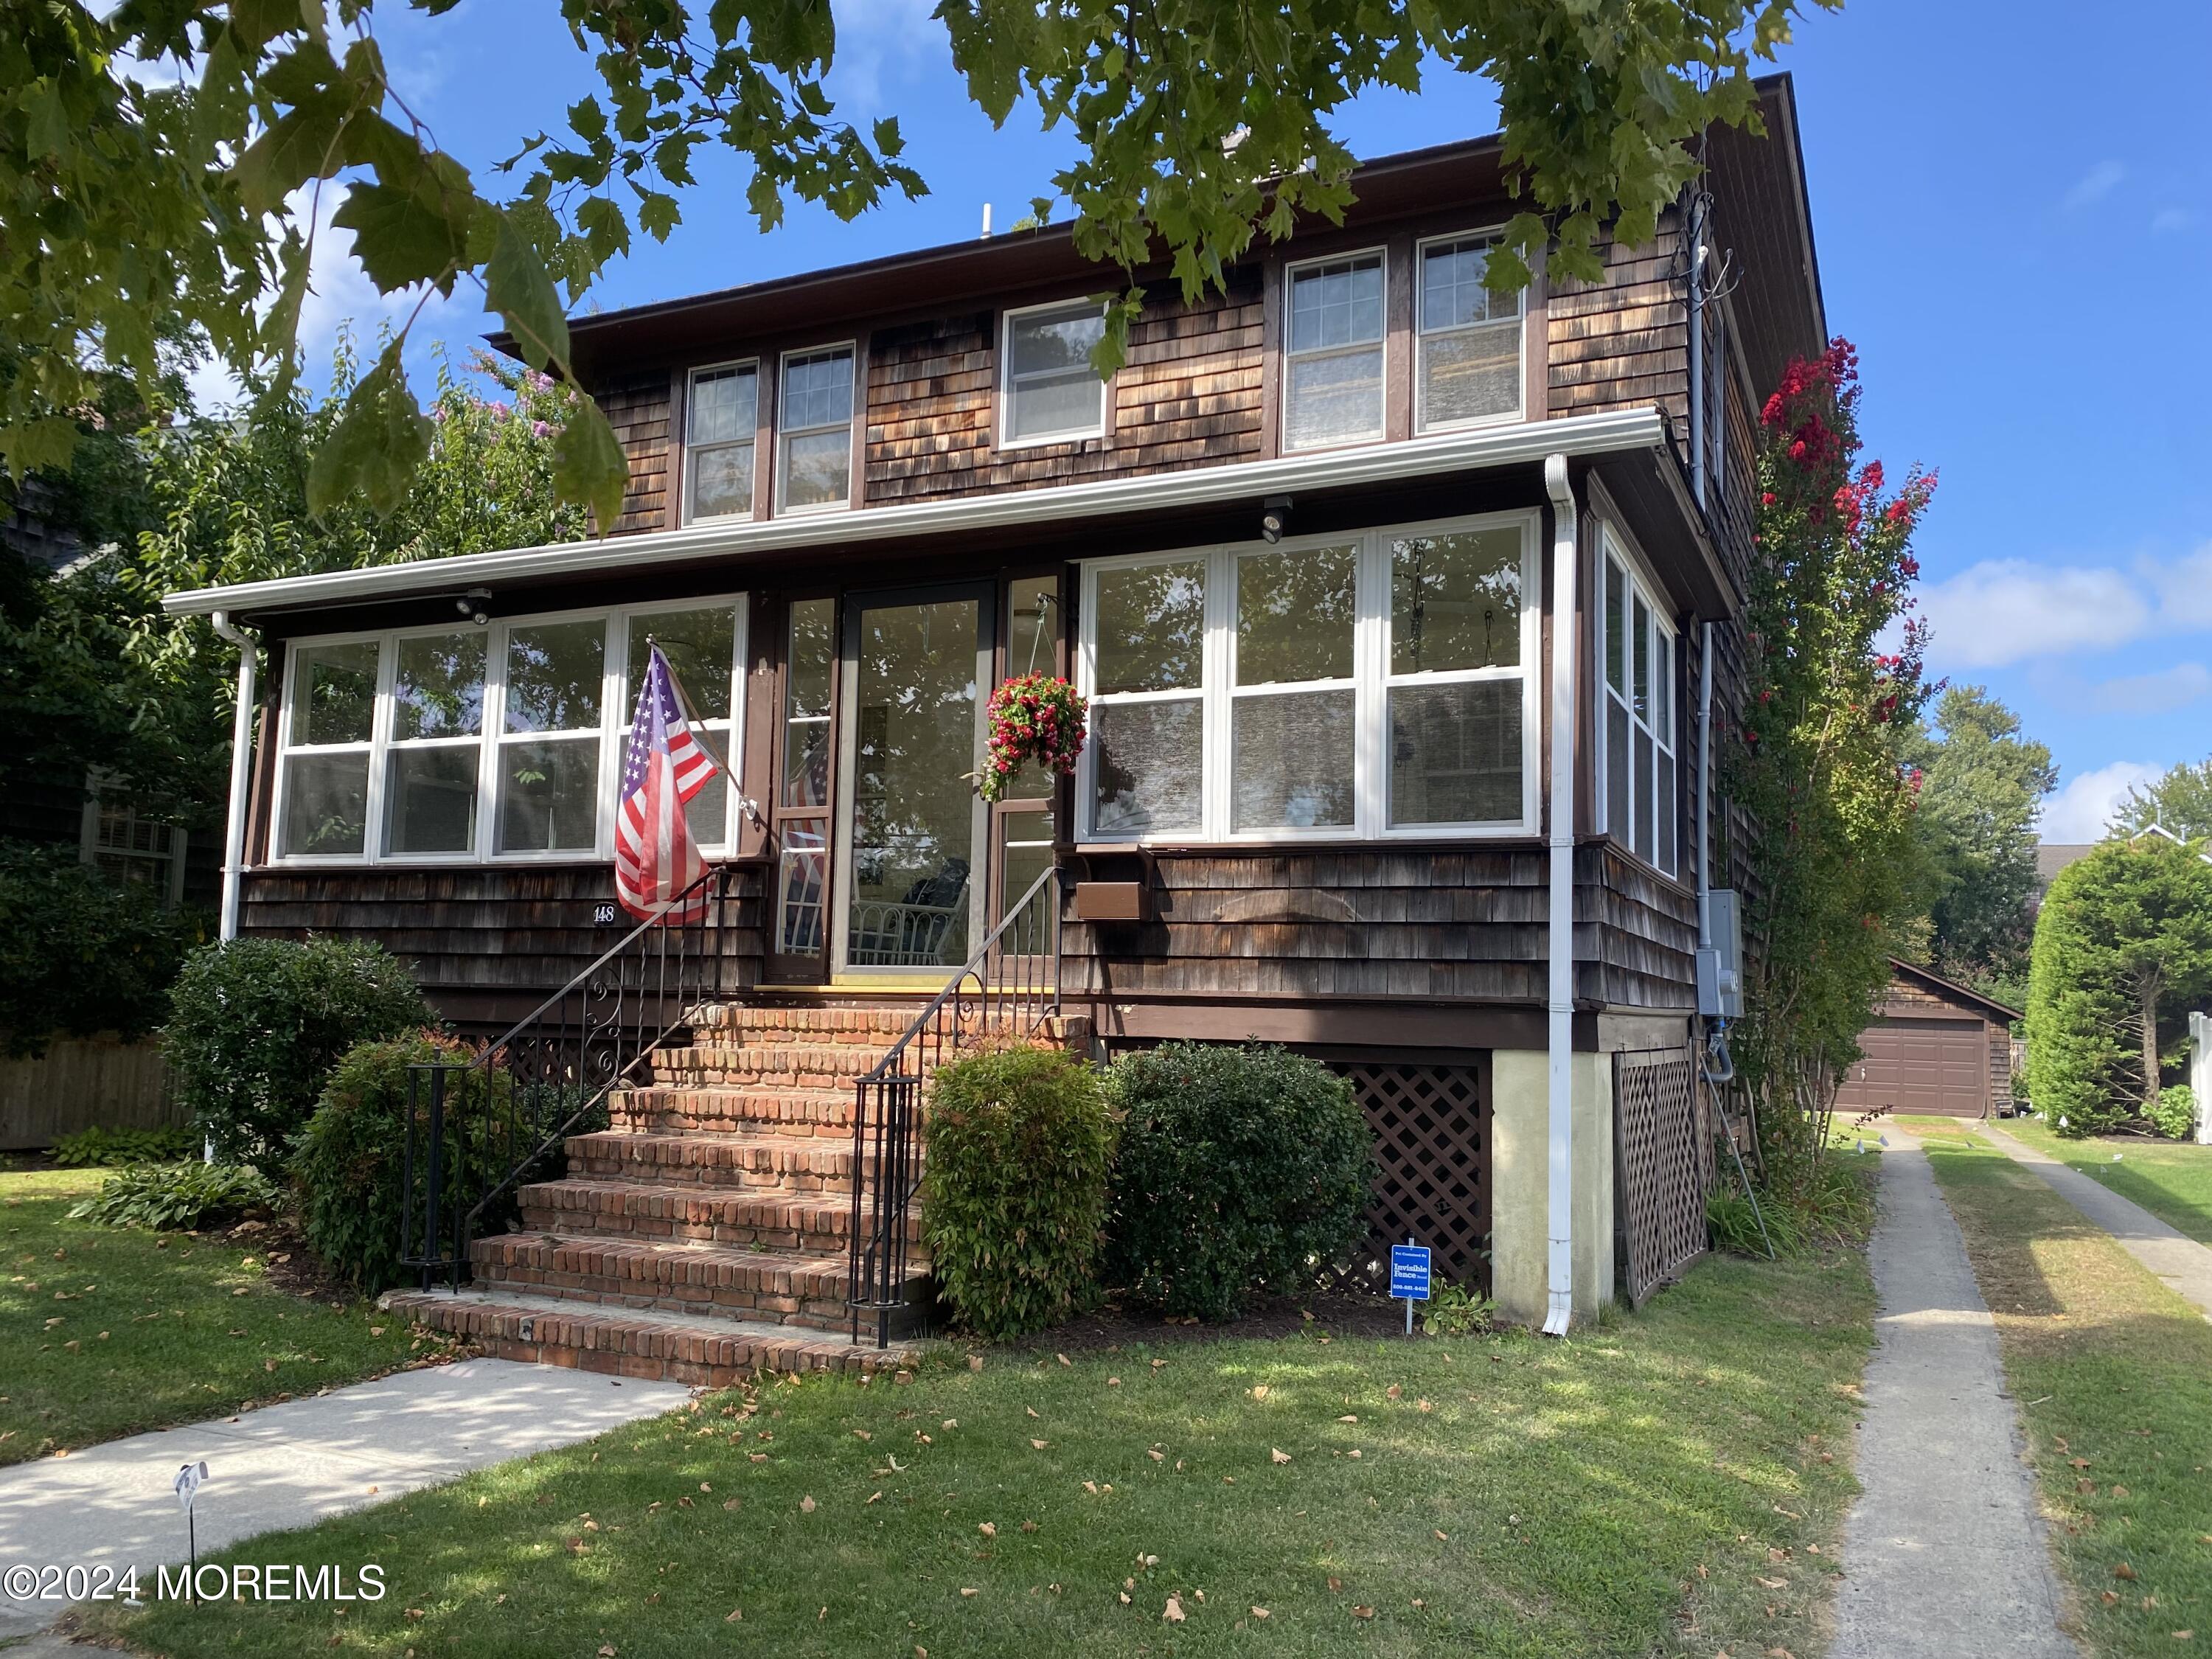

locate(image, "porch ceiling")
[[162, 407, 1674, 623]]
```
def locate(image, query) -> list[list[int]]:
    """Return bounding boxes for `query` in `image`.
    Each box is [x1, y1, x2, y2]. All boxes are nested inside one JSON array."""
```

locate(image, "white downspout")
[[209, 612, 259, 944], [1541, 454, 1578, 1338]]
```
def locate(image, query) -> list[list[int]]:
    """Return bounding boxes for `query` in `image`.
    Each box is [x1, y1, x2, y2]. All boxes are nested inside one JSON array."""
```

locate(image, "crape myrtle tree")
[[1727, 340, 1938, 1186], [2025, 835, 2212, 1138], [6, 0, 1837, 529]]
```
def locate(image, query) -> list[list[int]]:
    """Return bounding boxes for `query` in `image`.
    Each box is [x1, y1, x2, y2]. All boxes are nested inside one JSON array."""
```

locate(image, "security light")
[[1260, 495, 1293, 544]]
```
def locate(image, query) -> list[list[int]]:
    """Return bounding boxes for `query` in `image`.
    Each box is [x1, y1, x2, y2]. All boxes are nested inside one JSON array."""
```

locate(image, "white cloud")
[[2152, 206, 2199, 234], [826, 0, 945, 118], [2087, 661, 2212, 714], [2143, 544, 2212, 631], [1915, 560, 2152, 667], [2063, 160, 2126, 209], [2040, 760, 2163, 842]]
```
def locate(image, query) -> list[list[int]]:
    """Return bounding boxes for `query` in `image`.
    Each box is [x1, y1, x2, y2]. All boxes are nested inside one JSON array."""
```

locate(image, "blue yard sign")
[[1391, 1240, 1431, 1335]]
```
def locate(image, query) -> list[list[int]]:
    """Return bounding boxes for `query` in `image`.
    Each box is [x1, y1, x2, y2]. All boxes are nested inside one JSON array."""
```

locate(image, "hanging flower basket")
[[979, 673, 1088, 803]]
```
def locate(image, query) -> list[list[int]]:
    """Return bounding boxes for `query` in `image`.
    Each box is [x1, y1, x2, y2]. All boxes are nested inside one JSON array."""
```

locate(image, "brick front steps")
[[380, 1000, 949, 1384]]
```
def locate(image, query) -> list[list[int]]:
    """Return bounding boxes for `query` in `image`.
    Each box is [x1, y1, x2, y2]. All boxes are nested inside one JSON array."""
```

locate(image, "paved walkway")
[[1830, 1141, 2079, 1659], [0, 1357, 689, 1641], [1980, 1121, 2212, 1323]]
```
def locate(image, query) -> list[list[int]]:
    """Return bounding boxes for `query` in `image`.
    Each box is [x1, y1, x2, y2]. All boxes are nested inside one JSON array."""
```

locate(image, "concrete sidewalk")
[[1830, 1141, 2079, 1659], [1980, 1121, 2212, 1324], [0, 1357, 689, 1641]]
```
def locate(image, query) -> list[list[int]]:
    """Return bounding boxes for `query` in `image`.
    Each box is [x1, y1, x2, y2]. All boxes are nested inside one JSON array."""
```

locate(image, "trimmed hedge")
[[165, 937, 433, 1175], [921, 1046, 1113, 1340], [1102, 1042, 1373, 1321], [293, 1032, 521, 1294]]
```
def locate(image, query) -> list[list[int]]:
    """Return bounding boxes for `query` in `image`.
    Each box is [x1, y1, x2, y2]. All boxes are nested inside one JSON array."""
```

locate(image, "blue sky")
[[273, 0, 2212, 839]]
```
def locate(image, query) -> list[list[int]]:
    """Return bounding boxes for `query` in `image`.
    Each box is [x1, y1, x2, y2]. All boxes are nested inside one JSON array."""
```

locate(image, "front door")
[[832, 586, 992, 978]]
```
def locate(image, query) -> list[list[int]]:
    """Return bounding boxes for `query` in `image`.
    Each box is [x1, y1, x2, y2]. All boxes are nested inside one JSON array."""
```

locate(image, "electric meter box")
[[1697, 888, 1745, 1018]]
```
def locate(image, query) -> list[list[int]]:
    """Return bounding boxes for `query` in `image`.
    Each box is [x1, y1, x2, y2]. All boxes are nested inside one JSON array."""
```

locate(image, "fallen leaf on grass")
[[978, 1523, 996, 1538], [1021, 1520, 1037, 1533], [1353, 1605, 1375, 1619], [1032, 1439, 1050, 1450], [1164, 1594, 1186, 1623], [2115, 1564, 2140, 1581], [1434, 1530, 1449, 1542], [800, 1496, 815, 1514], [1058, 1353, 1072, 1367], [1386, 1385, 1402, 1399], [961, 1588, 978, 1598], [1251, 1606, 1270, 1619], [1251, 1385, 1270, 1401], [1271, 1448, 1292, 1464], [1756, 1576, 1787, 1590], [1148, 1449, 1164, 1462]]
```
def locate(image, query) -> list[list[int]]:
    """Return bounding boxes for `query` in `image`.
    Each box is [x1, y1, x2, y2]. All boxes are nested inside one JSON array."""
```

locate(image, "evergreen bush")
[[2148, 1085, 2197, 1142], [1102, 1042, 1372, 1321], [293, 1032, 518, 1293], [921, 1046, 1113, 1340], [164, 936, 433, 1175]]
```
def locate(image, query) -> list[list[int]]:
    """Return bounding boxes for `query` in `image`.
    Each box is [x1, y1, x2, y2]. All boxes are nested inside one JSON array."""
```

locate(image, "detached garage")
[[1835, 959, 2021, 1121]]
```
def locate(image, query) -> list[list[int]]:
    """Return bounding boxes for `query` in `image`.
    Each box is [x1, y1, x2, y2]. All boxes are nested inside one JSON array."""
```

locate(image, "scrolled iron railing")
[[846, 863, 1065, 1346], [398, 863, 751, 1290]]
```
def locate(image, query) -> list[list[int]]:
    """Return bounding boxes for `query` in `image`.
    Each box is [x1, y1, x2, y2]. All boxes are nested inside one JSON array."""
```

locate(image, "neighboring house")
[[160, 75, 1824, 1368], [1836, 959, 2020, 1121]]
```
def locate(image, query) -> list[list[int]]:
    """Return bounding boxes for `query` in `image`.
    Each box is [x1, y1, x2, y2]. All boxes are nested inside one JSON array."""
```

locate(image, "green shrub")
[[0, 840, 204, 1058], [294, 1032, 524, 1294], [1419, 1281, 1496, 1337], [69, 1161, 281, 1230], [2148, 1085, 2197, 1141], [1102, 1043, 1373, 1321], [165, 936, 433, 1175], [49, 1123, 198, 1166], [921, 1046, 1113, 1340]]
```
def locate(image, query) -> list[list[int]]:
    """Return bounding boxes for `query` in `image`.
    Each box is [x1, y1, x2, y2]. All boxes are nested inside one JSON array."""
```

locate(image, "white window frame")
[[1413, 227, 1525, 434], [774, 342, 856, 518], [999, 298, 1110, 450], [1281, 246, 1389, 453], [270, 596, 748, 869], [1075, 509, 1540, 844], [1595, 524, 1680, 878], [682, 359, 759, 526], [79, 771, 188, 908]]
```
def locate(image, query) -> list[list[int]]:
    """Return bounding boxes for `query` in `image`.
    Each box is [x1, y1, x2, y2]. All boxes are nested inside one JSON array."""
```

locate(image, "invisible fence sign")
[[1391, 1241, 1431, 1335]]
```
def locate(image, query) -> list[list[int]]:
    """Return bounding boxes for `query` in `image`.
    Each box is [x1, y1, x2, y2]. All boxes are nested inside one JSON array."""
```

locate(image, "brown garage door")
[[1835, 1018, 1989, 1118]]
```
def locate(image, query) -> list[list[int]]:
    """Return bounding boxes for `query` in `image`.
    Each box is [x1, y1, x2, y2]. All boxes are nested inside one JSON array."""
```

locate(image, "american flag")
[[614, 644, 721, 923]]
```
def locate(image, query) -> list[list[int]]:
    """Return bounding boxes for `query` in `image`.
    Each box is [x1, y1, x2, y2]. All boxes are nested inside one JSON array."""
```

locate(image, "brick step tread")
[[518, 1178, 922, 1244], [608, 1086, 861, 1135], [690, 1004, 930, 1041], [566, 1129, 889, 1188], [653, 1043, 892, 1075], [382, 1288, 916, 1380], [469, 1233, 921, 1332]]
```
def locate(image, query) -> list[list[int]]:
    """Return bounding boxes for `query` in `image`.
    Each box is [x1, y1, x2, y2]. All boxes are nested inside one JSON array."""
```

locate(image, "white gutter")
[[209, 612, 259, 943], [1541, 454, 1577, 1338], [159, 408, 1669, 617]]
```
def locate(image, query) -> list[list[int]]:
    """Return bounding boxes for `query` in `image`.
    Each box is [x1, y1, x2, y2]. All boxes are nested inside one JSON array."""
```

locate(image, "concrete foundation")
[[1489, 1048, 1616, 1326]]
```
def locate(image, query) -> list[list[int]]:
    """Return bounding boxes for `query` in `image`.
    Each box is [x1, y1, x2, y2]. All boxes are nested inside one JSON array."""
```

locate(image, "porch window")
[[776, 346, 854, 514], [1078, 512, 1538, 842], [1598, 533, 1679, 876], [1002, 299, 1108, 445], [278, 639, 378, 857], [1283, 251, 1385, 451], [271, 597, 745, 867], [685, 362, 757, 521], [1416, 232, 1522, 430]]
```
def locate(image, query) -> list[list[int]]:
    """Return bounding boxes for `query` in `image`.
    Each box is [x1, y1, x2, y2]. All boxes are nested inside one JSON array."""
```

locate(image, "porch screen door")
[[769, 596, 837, 979], [835, 588, 990, 975]]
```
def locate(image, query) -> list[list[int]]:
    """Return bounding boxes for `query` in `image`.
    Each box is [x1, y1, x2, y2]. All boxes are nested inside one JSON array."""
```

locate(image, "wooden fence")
[[0, 1034, 179, 1151]]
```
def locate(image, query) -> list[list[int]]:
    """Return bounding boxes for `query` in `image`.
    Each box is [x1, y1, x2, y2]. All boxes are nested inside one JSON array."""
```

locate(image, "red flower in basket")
[[979, 674, 1088, 802]]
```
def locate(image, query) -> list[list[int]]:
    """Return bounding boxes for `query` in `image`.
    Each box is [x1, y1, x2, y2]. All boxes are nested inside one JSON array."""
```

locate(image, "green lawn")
[[1920, 1135, 2212, 1656], [1, 1165, 431, 1464], [2000, 1116, 2212, 1246], [94, 1242, 1876, 1659]]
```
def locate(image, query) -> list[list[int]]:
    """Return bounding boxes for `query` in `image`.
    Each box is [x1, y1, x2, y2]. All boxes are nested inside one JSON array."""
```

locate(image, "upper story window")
[[685, 363, 758, 522], [1416, 232, 1523, 430], [1002, 299, 1108, 446], [1598, 530, 1678, 877], [1283, 251, 1385, 451], [274, 600, 745, 867], [1078, 511, 1537, 843], [777, 346, 855, 514], [80, 779, 187, 908]]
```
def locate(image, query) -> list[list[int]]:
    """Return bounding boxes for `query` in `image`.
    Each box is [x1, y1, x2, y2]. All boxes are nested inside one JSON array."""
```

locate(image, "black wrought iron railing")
[[399, 863, 750, 1290], [847, 863, 1064, 1346]]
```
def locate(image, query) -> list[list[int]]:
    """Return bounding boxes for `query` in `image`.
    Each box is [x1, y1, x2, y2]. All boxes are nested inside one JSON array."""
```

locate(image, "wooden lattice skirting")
[[1613, 1047, 1713, 1307], [1324, 1057, 1490, 1295]]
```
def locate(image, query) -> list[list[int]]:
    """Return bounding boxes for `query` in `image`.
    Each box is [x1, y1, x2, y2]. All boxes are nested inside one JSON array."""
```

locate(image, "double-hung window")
[[273, 600, 745, 865], [1079, 512, 1537, 842], [1599, 533, 1679, 876], [1283, 251, 1385, 451], [1002, 299, 1108, 445], [1416, 232, 1523, 430], [685, 363, 758, 521], [777, 346, 855, 513]]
